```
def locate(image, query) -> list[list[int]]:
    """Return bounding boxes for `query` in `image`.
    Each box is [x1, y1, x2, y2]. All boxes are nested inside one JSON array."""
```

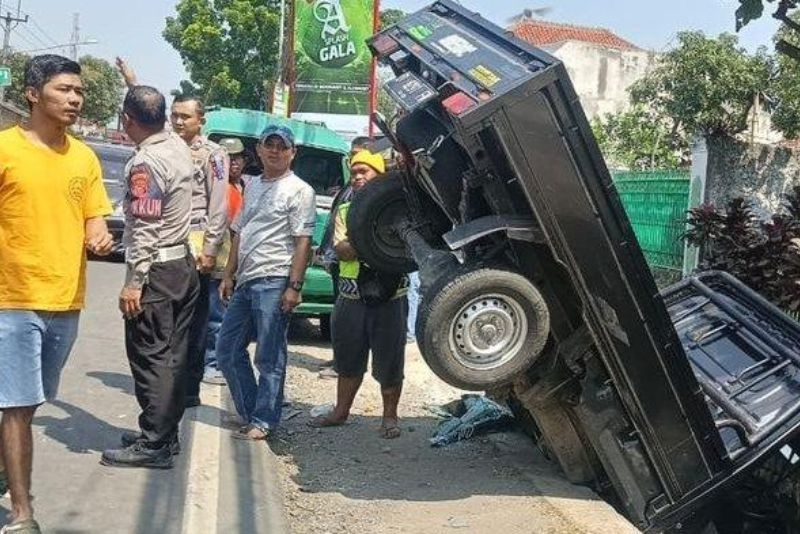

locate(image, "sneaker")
[[318, 360, 334, 369], [0, 519, 41, 533], [202, 369, 226, 385], [0, 469, 6, 497], [121, 431, 181, 455], [101, 441, 173, 469]]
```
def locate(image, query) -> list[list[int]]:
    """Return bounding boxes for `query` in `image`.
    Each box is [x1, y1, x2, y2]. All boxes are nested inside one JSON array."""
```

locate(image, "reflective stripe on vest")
[[338, 202, 360, 279]]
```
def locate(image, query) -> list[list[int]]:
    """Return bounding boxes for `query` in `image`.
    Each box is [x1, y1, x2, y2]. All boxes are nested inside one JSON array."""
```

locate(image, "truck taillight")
[[442, 92, 477, 115]]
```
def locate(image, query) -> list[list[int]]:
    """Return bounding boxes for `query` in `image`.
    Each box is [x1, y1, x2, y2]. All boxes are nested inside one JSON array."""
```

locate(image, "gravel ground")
[[267, 319, 602, 534]]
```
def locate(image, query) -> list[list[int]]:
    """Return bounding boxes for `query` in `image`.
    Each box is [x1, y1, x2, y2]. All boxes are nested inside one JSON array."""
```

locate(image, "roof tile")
[[510, 19, 641, 51]]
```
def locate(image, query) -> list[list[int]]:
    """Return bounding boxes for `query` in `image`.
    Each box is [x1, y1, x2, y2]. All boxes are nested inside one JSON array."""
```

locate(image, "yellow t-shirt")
[[0, 126, 112, 311]]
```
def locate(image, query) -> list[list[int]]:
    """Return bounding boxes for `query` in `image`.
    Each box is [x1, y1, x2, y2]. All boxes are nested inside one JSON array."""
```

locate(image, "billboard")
[[292, 0, 377, 115]]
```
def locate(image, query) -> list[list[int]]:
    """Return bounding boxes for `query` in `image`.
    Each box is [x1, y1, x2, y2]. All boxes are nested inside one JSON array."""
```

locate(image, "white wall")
[[542, 41, 656, 120]]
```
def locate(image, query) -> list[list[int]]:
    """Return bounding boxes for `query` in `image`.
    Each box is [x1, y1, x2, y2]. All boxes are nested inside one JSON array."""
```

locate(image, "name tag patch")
[[211, 154, 226, 181]]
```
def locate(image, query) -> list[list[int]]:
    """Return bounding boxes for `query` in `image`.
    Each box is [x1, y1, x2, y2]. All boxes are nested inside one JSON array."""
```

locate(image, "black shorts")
[[332, 296, 407, 387]]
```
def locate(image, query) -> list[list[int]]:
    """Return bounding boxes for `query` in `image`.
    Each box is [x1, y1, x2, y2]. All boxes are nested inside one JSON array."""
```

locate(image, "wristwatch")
[[289, 280, 304, 292]]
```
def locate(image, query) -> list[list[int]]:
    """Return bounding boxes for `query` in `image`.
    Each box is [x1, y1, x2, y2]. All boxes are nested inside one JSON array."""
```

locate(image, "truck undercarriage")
[[347, 2, 800, 531]]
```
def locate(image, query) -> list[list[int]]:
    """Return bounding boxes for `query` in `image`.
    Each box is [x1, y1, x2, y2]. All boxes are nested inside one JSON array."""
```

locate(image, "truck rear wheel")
[[347, 172, 417, 274], [417, 266, 550, 390]]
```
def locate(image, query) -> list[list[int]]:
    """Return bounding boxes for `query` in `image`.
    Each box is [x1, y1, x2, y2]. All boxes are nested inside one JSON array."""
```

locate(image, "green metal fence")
[[612, 170, 691, 272], [610, 171, 800, 321]]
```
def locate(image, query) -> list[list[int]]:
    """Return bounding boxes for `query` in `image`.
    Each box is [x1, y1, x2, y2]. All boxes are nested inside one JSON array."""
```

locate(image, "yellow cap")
[[350, 150, 386, 174]]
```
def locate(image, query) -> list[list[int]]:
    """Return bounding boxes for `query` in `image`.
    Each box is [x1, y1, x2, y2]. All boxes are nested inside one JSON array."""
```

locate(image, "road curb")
[[221, 390, 290, 534], [487, 432, 641, 534]]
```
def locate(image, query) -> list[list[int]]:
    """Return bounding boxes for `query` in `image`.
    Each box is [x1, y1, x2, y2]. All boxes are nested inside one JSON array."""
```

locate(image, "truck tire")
[[347, 172, 417, 274], [417, 266, 550, 390]]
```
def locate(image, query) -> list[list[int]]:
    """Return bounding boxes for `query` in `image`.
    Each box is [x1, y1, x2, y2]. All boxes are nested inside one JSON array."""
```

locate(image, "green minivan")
[[203, 108, 350, 339]]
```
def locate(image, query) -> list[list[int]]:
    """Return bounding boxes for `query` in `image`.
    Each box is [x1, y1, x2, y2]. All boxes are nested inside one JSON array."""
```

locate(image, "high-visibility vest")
[[337, 202, 360, 280]]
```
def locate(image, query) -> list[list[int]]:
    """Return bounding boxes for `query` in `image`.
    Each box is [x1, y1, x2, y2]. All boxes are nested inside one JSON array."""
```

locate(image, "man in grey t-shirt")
[[216, 124, 315, 440]]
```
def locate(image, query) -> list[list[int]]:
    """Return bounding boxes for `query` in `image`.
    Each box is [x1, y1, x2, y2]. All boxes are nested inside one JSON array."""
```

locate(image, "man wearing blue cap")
[[215, 124, 316, 440]]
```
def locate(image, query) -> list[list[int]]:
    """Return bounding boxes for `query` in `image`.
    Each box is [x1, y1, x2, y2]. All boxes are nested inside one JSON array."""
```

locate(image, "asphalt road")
[[0, 260, 287, 534]]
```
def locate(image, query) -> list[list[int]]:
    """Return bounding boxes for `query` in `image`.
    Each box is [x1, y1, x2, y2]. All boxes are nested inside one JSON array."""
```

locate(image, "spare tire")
[[347, 172, 417, 274], [417, 266, 550, 391]]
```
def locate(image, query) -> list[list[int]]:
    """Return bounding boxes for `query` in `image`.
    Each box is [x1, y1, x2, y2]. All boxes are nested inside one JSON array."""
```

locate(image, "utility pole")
[[0, 0, 29, 102], [68, 12, 79, 61]]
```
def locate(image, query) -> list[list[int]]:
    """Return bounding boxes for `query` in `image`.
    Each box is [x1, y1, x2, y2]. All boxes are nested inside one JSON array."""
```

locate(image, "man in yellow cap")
[[311, 151, 408, 439]]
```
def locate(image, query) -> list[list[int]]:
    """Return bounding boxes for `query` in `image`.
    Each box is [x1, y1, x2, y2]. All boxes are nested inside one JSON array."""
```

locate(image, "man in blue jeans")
[[202, 137, 250, 386], [216, 124, 316, 440]]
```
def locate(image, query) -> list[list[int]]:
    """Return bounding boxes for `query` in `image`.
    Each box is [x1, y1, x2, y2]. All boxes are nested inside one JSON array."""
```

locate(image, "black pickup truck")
[[347, 2, 800, 532]]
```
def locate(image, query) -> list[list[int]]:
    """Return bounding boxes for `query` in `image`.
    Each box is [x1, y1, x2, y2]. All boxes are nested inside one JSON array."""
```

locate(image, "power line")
[[28, 17, 60, 47], [14, 24, 48, 48], [12, 7, 59, 47], [1, 0, 29, 101], [10, 27, 36, 49]]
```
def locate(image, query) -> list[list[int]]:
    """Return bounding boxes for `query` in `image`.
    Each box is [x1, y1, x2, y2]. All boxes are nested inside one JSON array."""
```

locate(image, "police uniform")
[[185, 136, 230, 403], [123, 130, 199, 447]]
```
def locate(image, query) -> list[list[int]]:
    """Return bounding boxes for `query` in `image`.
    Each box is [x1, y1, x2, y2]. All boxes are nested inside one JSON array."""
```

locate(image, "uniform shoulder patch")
[[127, 163, 164, 219], [210, 152, 227, 181], [130, 164, 151, 199]]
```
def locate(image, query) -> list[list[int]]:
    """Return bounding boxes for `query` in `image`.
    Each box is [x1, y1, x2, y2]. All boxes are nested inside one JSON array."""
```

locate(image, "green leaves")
[[685, 188, 800, 310], [78, 56, 124, 124], [591, 106, 687, 170], [736, 0, 766, 31], [379, 9, 406, 30], [163, 0, 280, 109], [3, 53, 121, 124], [3, 52, 30, 112], [630, 31, 774, 137]]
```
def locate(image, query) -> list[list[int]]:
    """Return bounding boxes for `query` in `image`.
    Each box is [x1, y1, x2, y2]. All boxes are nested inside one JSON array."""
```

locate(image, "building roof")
[[510, 18, 641, 51]]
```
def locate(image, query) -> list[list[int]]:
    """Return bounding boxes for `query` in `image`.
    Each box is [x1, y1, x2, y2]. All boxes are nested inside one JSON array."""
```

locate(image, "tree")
[[170, 80, 203, 99], [3, 53, 121, 124], [736, 0, 800, 60], [630, 31, 774, 137], [379, 8, 406, 30], [685, 189, 800, 311], [163, 0, 281, 109], [3, 52, 30, 112], [591, 106, 687, 170], [771, 14, 800, 137], [374, 10, 407, 120], [77, 56, 123, 124]]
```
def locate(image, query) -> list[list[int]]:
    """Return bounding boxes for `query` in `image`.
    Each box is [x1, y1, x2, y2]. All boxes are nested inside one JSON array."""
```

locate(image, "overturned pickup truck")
[[347, 2, 800, 532]]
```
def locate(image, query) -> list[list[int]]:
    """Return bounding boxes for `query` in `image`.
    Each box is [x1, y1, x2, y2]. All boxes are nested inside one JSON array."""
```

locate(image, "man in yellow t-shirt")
[[0, 54, 113, 534]]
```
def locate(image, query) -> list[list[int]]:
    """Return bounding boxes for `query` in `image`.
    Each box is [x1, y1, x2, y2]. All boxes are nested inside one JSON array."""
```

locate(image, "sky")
[[3, 0, 783, 95]]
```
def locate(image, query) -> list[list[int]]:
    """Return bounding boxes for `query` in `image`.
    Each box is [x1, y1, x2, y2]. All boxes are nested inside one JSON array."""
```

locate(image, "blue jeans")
[[406, 271, 421, 339], [216, 277, 290, 430], [0, 310, 80, 408]]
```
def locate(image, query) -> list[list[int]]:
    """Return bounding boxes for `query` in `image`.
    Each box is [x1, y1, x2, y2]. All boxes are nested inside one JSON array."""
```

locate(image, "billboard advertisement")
[[292, 0, 377, 116]]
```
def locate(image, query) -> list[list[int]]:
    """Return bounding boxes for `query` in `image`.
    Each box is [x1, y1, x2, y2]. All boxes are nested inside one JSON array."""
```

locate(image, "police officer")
[[171, 95, 230, 408], [101, 86, 199, 469], [115, 58, 229, 407]]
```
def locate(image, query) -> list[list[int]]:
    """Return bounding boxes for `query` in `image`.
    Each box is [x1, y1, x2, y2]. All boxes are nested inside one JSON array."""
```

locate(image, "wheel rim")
[[370, 197, 409, 259], [448, 293, 528, 371]]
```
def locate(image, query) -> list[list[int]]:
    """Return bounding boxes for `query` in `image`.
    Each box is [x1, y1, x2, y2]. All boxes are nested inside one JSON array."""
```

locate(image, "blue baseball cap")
[[260, 124, 295, 147]]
